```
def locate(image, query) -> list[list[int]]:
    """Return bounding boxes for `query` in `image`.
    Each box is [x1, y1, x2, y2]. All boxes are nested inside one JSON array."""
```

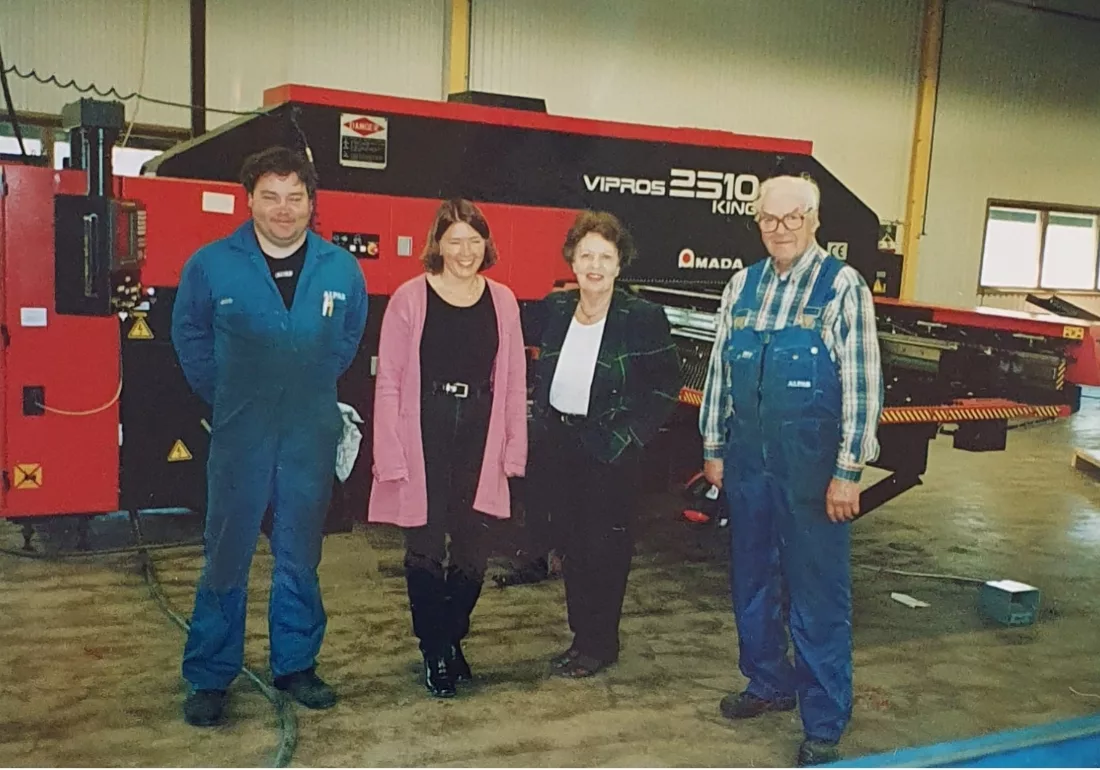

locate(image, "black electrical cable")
[[134, 552, 298, 768], [0, 539, 202, 560], [1, 62, 261, 116], [989, 0, 1100, 25], [2, 515, 298, 768], [0, 38, 29, 158]]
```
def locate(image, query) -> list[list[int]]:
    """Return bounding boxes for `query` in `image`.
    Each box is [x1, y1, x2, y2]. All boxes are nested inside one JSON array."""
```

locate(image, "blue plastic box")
[[978, 579, 1040, 627]]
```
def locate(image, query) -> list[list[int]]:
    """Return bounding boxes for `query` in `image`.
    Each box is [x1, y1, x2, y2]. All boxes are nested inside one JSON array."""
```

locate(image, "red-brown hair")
[[421, 198, 499, 274], [561, 210, 636, 268]]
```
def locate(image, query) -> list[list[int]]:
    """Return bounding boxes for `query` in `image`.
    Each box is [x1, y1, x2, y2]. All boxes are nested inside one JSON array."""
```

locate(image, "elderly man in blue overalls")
[[698, 175, 883, 766], [172, 146, 368, 727]]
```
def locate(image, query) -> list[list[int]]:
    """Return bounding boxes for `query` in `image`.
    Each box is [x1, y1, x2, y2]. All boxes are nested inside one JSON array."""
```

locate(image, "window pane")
[[52, 142, 161, 177], [53, 140, 70, 169], [0, 136, 43, 156], [980, 207, 1042, 288], [114, 147, 161, 177], [1040, 212, 1098, 290]]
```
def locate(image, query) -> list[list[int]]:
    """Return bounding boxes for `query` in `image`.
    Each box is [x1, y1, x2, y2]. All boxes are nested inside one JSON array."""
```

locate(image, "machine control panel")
[[331, 231, 379, 259], [55, 196, 147, 316]]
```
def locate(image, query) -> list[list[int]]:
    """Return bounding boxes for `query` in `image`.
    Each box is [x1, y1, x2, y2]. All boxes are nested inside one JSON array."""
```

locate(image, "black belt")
[[428, 380, 492, 399], [550, 408, 588, 426]]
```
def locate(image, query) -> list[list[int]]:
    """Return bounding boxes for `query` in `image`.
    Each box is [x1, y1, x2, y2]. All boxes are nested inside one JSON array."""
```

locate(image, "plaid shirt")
[[698, 242, 884, 482]]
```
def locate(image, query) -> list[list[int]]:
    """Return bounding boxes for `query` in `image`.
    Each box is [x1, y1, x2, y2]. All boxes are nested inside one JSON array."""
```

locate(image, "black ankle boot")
[[423, 653, 456, 698], [447, 642, 472, 683]]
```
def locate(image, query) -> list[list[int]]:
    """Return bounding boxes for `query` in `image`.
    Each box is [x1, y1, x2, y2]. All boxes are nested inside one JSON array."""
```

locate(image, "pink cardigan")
[[367, 274, 528, 528]]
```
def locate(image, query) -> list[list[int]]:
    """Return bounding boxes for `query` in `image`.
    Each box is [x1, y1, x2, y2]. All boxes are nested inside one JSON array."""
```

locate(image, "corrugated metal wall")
[[3, 0, 445, 130], [7, 0, 1099, 311], [918, 0, 1100, 307], [3, 0, 191, 128], [469, 0, 923, 223], [206, 0, 446, 129]]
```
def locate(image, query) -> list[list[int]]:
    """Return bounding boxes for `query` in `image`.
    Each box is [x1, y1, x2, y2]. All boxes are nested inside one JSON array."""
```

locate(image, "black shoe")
[[183, 688, 227, 727], [273, 668, 337, 710], [447, 642, 472, 683], [797, 739, 840, 766], [719, 690, 797, 720], [492, 557, 550, 588], [423, 654, 456, 698], [548, 646, 579, 672]]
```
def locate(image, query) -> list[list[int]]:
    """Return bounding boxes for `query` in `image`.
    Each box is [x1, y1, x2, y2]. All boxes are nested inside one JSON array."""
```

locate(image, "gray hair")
[[756, 174, 820, 215]]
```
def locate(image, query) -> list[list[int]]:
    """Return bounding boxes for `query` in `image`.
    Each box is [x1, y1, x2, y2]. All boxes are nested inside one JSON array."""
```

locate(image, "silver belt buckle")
[[445, 381, 469, 398]]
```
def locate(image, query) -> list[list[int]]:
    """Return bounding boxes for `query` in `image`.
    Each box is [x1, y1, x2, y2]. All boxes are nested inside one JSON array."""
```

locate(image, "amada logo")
[[344, 117, 384, 137], [678, 248, 744, 271]]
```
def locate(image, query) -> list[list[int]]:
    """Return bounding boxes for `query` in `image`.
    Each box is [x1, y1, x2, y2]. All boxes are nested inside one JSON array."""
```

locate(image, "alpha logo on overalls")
[[321, 290, 347, 317], [733, 312, 752, 330], [796, 313, 817, 329]]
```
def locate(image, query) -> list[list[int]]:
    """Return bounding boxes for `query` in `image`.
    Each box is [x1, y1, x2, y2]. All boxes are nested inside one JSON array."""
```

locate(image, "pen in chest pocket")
[[322, 292, 334, 317]]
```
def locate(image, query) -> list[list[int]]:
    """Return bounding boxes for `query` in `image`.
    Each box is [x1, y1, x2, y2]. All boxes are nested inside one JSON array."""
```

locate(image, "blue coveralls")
[[721, 254, 852, 744], [171, 221, 368, 691]]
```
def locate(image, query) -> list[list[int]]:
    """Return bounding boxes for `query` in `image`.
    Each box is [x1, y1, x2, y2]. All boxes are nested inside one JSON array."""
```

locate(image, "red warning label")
[[343, 117, 384, 137], [339, 113, 388, 170]]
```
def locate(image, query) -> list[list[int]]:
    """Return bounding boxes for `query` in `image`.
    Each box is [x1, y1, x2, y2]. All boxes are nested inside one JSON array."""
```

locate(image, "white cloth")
[[336, 402, 364, 482], [549, 316, 607, 416]]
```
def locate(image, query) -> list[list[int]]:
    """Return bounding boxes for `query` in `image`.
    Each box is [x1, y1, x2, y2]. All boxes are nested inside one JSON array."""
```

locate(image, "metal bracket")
[[856, 473, 923, 520]]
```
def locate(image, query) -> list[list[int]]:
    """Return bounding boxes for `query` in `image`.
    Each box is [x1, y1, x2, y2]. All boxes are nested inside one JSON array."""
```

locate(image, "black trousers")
[[538, 413, 641, 663], [404, 386, 493, 657]]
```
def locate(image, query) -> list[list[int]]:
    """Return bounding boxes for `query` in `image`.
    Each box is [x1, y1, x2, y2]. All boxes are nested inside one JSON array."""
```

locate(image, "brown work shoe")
[[719, 690, 797, 719]]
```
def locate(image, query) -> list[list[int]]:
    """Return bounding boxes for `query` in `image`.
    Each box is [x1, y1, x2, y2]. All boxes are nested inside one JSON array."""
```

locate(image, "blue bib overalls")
[[721, 254, 853, 743]]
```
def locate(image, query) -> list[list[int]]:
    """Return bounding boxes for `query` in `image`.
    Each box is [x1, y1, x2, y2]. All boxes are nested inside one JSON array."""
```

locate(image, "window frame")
[[978, 198, 1100, 294]]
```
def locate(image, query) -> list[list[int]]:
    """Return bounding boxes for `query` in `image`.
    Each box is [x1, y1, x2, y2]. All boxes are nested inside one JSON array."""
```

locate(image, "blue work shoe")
[[797, 739, 840, 766], [183, 688, 227, 727], [273, 668, 337, 710], [719, 690, 797, 719]]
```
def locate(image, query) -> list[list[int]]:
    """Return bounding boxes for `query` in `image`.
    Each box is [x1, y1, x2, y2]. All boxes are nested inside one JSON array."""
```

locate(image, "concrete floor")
[[3, 400, 1100, 767]]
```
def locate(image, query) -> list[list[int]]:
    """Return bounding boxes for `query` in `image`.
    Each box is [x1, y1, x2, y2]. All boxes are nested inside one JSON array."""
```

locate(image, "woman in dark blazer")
[[529, 210, 682, 678]]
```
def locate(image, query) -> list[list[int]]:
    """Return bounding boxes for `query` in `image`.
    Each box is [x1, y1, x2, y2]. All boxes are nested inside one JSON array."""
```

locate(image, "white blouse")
[[549, 316, 607, 416]]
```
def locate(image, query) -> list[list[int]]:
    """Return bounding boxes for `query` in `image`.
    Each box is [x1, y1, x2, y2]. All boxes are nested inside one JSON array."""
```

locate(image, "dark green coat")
[[531, 287, 682, 464]]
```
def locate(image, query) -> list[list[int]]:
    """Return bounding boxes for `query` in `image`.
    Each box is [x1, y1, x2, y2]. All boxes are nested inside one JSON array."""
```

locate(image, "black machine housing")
[[132, 89, 942, 525]]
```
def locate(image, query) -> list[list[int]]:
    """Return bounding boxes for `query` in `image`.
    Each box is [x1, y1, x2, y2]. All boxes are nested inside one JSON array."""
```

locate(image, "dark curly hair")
[[561, 210, 636, 268], [421, 198, 499, 274], [240, 146, 318, 200]]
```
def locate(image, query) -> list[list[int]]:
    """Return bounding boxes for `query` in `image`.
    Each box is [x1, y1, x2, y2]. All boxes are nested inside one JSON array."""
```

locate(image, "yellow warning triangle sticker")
[[167, 439, 193, 462], [128, 317, 154, 340], [873, 278, 886, 294]]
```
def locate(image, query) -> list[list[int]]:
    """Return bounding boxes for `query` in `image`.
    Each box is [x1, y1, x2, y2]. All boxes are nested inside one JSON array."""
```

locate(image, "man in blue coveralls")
[[698, 175, 883, 766], [172, 146, 368, 726]]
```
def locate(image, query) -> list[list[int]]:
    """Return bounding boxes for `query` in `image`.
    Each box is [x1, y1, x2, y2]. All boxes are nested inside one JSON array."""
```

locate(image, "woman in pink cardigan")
[[367, 199, 528, 698]]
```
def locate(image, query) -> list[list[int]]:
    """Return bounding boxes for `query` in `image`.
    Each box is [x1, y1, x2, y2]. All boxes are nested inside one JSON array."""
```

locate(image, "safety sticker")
[[13, 463, 42, 489], [1063, 325, 1085, 340], [339, 113, 388, 170], [167, 440, 193, 463], [128, 317, 154, 340], [878, 223, 899, 253]]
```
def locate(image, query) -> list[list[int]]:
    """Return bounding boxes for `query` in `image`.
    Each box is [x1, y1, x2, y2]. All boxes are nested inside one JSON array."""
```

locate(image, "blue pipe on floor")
[[827, 713, 1100, 767]]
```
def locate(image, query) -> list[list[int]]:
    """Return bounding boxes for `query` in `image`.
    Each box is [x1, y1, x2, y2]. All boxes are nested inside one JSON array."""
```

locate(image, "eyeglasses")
[[756, 209, 813, 234]]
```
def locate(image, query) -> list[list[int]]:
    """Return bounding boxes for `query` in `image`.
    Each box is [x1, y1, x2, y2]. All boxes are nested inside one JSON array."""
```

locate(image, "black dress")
[[403, 278, 499, 661]]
